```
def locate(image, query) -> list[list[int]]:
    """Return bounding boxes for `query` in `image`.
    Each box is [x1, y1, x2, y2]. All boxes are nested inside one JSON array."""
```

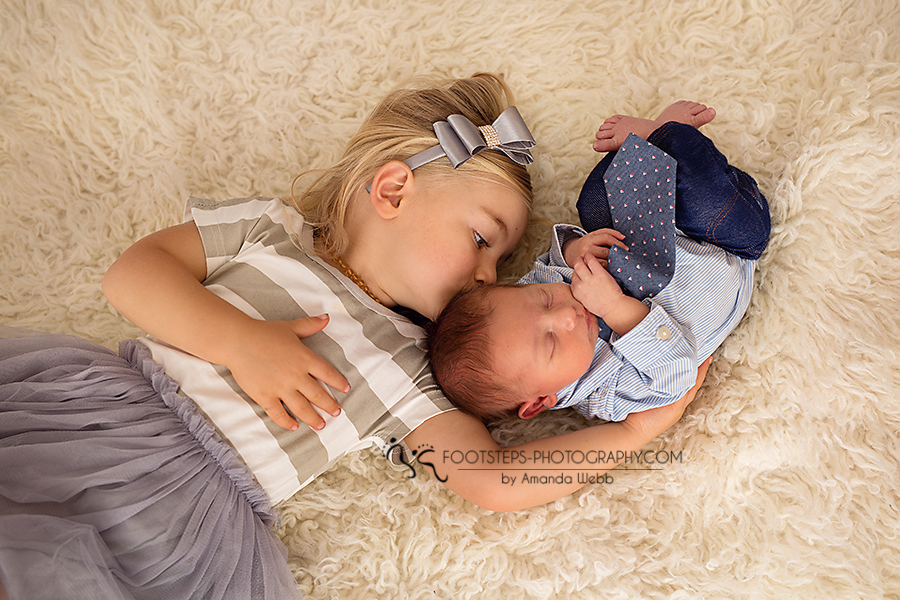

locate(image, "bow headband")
[[405, 106, 535, 171]]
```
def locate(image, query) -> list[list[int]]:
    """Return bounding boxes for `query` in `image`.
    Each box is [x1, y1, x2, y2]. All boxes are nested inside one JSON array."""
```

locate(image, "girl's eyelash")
[[474, 231, 489, 249]]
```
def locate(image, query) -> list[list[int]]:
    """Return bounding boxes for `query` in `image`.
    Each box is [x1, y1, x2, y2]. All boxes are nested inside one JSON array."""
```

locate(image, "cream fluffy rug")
[[2, 0, 899, 598]]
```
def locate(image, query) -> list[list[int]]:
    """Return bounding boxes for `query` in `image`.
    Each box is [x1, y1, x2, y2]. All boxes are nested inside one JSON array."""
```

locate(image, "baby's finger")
[[580, 258, 608, 269], [573, 256, 601, 280], [585, 229, 628, 250], [584, 245, 611, 262], [580, 252, 604, 273], [572, 257, 590, 278], [570, 261, 583, 283], [587, 227, 625, 240]]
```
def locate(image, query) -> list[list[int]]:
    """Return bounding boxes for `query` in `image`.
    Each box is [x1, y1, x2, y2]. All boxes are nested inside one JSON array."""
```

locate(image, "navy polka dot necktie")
[[603, 133, 677, 301]]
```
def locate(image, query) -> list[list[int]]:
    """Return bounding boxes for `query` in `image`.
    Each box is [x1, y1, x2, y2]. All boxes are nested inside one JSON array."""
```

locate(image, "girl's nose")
[[474, 260, 497, 286]]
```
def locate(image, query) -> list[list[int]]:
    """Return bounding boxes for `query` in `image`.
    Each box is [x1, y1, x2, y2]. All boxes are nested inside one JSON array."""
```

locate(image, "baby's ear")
[[369, 161, 414, 218], [518, 394, 557, 420]]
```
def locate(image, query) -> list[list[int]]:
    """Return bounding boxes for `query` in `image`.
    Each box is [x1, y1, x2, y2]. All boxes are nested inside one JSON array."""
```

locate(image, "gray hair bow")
[[405, 106, 535, 170]]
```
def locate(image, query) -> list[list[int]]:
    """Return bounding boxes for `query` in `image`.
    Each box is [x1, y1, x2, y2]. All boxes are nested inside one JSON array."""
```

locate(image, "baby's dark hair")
[[426, 284, 522, 421]]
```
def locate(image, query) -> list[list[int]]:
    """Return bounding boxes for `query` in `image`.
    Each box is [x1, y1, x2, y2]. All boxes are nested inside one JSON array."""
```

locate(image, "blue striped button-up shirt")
[[519, 224, 755, 421]]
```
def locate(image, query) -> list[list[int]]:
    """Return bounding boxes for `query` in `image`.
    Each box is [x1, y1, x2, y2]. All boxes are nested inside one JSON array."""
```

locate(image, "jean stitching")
[[705, 191, 738, 246], [735, 180, 770, 258]]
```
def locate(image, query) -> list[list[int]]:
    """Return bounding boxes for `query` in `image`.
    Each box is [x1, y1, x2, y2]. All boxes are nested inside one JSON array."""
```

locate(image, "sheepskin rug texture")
[[2, 0, 899, 598]]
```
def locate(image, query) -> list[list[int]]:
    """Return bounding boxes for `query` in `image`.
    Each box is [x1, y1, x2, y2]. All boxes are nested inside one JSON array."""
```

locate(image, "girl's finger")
[[261, 398, 302, 431], [293, 320, 351, 395], [299, 376, 343, 418], [290, 314, 330, 337], [280, 388, 329, 431], [308, 359, 350, 396]]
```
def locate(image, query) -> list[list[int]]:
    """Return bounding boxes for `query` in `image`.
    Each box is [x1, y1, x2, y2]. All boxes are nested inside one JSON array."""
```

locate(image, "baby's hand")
[[563, 229, 628, 269], [570, 253, 626, 320], [227, 316, 350, 431]]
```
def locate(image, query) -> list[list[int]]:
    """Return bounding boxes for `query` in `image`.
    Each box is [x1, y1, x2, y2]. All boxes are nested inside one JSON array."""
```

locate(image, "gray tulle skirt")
[[0, 328, 301, 600]]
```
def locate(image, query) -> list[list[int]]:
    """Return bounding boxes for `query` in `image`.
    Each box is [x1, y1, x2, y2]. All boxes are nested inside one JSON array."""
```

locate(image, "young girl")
[[0, 74, 706, 600]]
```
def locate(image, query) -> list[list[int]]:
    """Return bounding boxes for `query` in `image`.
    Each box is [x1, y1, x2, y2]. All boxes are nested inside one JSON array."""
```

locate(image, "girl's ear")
[[369, 161, 415, 219]]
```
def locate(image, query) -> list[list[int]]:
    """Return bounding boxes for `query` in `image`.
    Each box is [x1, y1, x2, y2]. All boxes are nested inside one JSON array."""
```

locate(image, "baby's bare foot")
[[655, 100, 716, 129], [592, 101, 716, 153], [593, 115, 658, 153]]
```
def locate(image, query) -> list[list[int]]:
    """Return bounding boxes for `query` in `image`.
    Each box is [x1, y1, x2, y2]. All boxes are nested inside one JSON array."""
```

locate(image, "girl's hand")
[[563, 229, 628, 269], [103, 222, 349, 432], [622, 357, 711, 441], [405, 357, 711, 512], [227, 315, 350, 431]]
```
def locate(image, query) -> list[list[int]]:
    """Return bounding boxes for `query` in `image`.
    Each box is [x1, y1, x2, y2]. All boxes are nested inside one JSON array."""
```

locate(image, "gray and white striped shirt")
[[139, 196, 454, 504]]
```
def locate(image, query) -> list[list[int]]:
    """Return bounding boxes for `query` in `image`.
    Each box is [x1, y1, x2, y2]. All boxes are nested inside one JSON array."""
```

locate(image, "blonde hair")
[[288, 73, 534, 258]]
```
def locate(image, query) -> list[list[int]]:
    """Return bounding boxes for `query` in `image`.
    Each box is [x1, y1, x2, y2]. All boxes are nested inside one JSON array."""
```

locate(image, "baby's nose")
[[553, 304, 577, 331]]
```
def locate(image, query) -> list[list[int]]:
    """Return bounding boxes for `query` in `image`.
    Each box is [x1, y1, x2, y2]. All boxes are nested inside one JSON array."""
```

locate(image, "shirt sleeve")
[[184, 196, 303, 278], [519, 223, 585, 285], [564, 302, 699, 422]]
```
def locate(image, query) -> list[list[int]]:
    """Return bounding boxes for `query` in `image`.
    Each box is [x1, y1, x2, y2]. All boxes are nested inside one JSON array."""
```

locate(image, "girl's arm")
[[102, 222, 348, 431], [404, 358, 709, 512]]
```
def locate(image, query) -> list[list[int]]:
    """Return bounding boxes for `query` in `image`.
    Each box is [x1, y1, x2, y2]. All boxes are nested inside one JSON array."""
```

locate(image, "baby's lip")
[[583, 305, 596, 339]]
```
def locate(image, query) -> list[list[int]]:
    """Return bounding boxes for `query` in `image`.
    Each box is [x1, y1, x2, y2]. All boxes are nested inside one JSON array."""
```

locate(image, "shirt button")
[[656, 325, 672, 340]]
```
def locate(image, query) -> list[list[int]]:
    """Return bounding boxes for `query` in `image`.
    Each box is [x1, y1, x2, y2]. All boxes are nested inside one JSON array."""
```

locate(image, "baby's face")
[[488, 283, 600, 403]]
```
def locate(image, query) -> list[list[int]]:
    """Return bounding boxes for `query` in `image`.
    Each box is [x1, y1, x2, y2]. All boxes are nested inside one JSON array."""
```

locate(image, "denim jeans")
[[576, 122, 770, 260]]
